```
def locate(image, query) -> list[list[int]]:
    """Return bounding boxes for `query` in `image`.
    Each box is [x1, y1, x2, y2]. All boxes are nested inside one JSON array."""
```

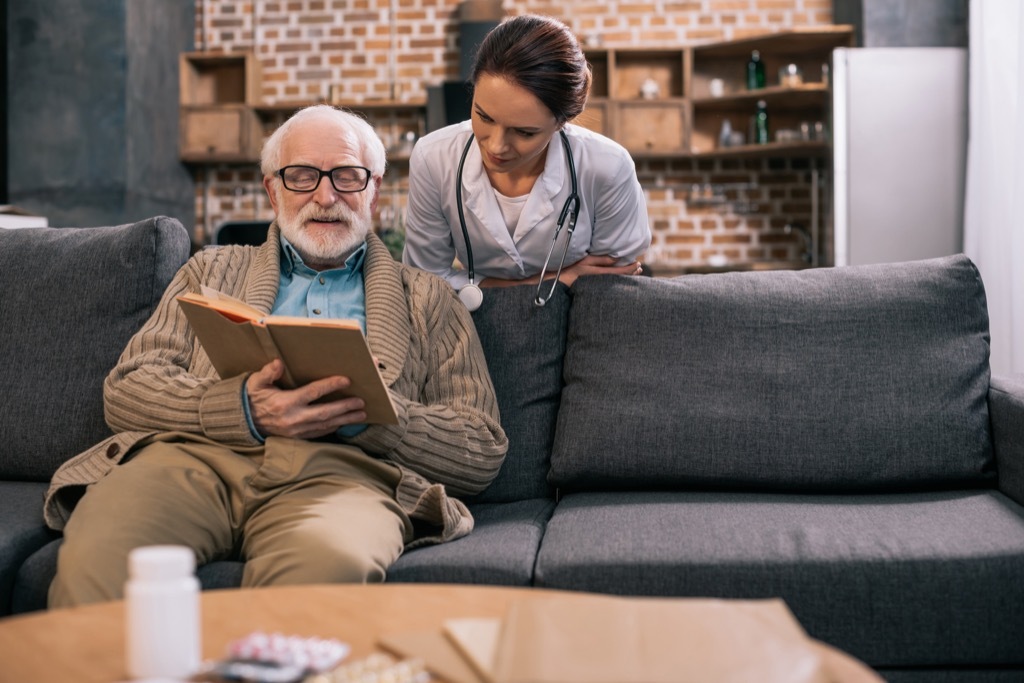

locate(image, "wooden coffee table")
[[0, 583, 882, 682]]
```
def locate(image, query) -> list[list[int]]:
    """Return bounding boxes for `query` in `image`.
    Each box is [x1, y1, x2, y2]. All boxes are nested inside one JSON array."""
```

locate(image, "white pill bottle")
[[125, 545, 201, 680]]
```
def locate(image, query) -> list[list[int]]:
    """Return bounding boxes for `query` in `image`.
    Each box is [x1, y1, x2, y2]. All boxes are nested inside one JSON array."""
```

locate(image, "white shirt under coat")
[[403, 121, 652, 292]]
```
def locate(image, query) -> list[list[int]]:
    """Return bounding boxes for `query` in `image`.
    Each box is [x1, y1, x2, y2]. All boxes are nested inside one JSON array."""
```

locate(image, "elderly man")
[[46, 105, 508, 607]]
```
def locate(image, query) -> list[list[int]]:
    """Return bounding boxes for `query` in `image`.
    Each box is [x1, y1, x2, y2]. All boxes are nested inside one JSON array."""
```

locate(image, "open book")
[[176, 287, 397, 424]]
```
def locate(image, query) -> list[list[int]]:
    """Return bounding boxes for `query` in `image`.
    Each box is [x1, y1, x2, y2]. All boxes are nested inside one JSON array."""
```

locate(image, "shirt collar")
[[280, 235, 367, 277]]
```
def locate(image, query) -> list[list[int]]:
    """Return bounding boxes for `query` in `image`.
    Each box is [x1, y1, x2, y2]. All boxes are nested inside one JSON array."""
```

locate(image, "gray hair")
[[260, 105, 387, 181]]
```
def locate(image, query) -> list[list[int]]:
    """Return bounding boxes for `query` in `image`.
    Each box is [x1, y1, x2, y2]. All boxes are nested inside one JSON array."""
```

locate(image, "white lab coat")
[[403, 121, 651, 292]]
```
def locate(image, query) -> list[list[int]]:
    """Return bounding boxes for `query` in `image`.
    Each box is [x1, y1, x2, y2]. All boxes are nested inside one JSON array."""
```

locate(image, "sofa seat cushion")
[[464, 285, 570, 503], [550, 256, 994, 492], [534, 490, 1024, 668], [0, 218, 191, 482], [388, 498, 555, 585], [181, 499, 557, 588], [0, 482, 58, 616]]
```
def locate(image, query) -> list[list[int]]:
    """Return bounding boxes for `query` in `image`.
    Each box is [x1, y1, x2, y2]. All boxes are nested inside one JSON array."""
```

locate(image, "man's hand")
[[557, 254, 643, 287], [246, 359, 367, 440]]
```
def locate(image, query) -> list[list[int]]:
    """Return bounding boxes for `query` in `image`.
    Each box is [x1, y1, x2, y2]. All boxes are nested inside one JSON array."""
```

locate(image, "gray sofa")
[[2, 216, 1023, 681]]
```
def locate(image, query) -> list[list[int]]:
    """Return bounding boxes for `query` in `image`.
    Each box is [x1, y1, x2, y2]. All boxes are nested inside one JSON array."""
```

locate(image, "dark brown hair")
[[470, 14, 592, 124]]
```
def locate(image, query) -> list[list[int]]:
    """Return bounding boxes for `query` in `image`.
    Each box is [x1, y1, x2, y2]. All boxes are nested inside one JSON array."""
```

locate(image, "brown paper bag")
[[489, 594, 826, 683]]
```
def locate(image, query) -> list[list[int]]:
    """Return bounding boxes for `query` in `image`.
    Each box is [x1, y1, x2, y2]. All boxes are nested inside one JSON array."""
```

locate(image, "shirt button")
[[106, 443, 121, 459], [313, 308, 322, 315], [319, 276, 325, 285]]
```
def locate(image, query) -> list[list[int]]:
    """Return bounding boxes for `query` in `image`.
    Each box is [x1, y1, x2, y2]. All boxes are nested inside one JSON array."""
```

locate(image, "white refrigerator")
[[830, 47, 968, 266]]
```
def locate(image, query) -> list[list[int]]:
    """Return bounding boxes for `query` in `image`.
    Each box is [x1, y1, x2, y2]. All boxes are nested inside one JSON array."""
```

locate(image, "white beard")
[[276, 191, 373, 268]]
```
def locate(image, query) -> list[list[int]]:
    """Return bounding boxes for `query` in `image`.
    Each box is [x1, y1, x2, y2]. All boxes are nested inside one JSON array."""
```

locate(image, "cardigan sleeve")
[[102, 251, 261, 447], [345, 271, 508, 497]]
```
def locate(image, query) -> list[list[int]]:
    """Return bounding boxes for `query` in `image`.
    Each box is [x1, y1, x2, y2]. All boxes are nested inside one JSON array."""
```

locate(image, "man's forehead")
[[281, 117, 361, 161]]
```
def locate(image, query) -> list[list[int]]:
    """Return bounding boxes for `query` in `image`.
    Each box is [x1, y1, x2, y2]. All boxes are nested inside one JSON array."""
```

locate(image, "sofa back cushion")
[[464, 284, 570, 503], [550, 256, 995, 492], [0, 217, 191, 481]]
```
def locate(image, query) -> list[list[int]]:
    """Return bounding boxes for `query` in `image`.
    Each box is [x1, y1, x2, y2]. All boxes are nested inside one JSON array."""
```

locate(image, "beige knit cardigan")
[[45, 225, 508, 547]]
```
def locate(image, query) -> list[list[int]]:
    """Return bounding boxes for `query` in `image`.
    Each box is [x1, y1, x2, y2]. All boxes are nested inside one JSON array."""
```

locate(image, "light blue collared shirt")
[[243, 236, 369, 439], [274, 237, 367, 332]]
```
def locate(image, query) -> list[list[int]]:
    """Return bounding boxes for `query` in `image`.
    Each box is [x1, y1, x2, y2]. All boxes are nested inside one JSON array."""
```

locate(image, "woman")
[[403, 14, 651, 310]]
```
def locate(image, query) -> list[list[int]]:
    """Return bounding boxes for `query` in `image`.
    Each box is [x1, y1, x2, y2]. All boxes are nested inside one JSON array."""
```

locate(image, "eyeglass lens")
[[281, 166, 369, 192]]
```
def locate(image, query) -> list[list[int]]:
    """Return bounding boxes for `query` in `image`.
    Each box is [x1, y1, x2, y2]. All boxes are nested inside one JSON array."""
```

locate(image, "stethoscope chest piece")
[[459, 282, 483, 312]]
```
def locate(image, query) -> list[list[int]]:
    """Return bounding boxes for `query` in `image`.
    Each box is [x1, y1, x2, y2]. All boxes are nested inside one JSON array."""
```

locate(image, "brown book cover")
[[176, 288, 397, 424]]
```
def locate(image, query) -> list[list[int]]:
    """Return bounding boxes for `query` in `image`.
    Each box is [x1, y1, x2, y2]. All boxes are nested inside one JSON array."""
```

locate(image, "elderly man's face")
[[265, 114, 379, 269]]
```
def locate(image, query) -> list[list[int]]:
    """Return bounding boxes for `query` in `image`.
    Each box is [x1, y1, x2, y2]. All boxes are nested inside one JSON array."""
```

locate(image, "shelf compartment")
[[689, 26, 853, 100], [610, 49, 686, 100], [614, 100, 688, 154], [180, 51, 260, 106], [587, 49, 611, 99], [180, 105, 263, 163], [690, 101, 829, 154]]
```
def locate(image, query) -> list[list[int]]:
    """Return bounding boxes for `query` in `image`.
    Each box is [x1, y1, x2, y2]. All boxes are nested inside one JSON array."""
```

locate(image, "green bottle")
[[754, 100, 769, 144], [747, 50, 766, 90]]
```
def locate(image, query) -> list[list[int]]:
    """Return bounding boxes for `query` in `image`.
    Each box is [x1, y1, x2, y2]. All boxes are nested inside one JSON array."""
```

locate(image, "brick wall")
[[192, 0, 834, 270]]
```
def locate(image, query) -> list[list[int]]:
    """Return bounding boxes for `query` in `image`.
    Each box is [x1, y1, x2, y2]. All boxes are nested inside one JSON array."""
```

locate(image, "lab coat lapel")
[[462, 141, 521, 261], [512, 138, 563, 242]]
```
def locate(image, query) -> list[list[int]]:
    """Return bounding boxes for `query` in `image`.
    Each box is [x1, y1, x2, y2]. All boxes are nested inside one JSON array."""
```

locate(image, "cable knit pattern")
[[45, 225, 508, 543]]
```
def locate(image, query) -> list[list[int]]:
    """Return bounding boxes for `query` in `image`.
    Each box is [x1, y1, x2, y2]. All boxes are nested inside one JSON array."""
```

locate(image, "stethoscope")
[[455, 129, 580, 311]]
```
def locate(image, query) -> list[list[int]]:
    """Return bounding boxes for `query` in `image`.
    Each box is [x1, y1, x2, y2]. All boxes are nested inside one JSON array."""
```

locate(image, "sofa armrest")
[[991, 373, 1024, 506]]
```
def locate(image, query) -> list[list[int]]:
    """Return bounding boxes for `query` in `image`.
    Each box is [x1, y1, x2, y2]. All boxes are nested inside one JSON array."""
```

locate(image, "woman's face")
[[471, 73, 561, 179]]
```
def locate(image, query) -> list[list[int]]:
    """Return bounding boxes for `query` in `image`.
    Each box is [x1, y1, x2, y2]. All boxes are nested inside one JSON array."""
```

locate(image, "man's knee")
[[50, 536, 131, 608], [244, 544, 391, 587]]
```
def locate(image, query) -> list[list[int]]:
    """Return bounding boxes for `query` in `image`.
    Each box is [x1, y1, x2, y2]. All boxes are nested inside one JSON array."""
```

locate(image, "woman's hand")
[[556, 254, 643, 287], [479, 255, 643, 289]]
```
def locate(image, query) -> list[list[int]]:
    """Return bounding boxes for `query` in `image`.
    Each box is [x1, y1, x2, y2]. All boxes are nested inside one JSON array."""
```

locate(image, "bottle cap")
[[129, 545, 196, 580]]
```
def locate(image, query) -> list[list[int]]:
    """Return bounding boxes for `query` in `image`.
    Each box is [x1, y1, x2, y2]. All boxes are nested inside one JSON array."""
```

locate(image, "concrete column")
[[6, 0, 194, 229]]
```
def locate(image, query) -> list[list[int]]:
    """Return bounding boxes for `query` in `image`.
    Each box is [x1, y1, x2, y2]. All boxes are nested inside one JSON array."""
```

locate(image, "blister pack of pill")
[[200, 631, 350, 683]]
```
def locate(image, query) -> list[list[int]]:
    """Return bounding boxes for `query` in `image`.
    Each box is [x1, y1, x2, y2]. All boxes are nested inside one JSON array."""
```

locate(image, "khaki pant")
[[49, 434, 413, 608]]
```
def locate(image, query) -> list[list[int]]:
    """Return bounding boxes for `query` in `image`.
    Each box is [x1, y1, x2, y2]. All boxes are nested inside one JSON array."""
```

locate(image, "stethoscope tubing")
[[456, 129, 580, 308]]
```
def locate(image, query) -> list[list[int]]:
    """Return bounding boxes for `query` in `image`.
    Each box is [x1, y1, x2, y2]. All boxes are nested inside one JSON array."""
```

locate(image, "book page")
[[177, 297, 280, 377]]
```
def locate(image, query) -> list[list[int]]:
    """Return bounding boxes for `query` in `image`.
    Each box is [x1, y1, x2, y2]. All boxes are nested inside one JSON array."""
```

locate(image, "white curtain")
[[964, 0, 1024, 375]]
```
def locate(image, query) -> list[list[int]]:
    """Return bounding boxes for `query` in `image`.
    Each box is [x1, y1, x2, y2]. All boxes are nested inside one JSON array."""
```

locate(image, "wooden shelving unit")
[[569, 27, 853, 158], [688, 27, 854, 155], [179, 51, 263, 163], [178, 27, 854, 165]]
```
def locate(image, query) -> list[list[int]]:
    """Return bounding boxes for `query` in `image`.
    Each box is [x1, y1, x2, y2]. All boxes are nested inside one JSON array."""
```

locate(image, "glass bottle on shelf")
[[718, 118, 733, 149], [746, 50, 766, 90], [753, 100, 769, 144]]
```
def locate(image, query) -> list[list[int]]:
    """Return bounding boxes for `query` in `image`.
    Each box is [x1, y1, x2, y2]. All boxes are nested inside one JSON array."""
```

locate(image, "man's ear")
[[369, 176, 383, 213], [263, 176, 279, 214]]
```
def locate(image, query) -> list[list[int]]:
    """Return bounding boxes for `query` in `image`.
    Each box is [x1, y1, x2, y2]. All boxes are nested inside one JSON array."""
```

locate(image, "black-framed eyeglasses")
[[277, 165, 372, 193]]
